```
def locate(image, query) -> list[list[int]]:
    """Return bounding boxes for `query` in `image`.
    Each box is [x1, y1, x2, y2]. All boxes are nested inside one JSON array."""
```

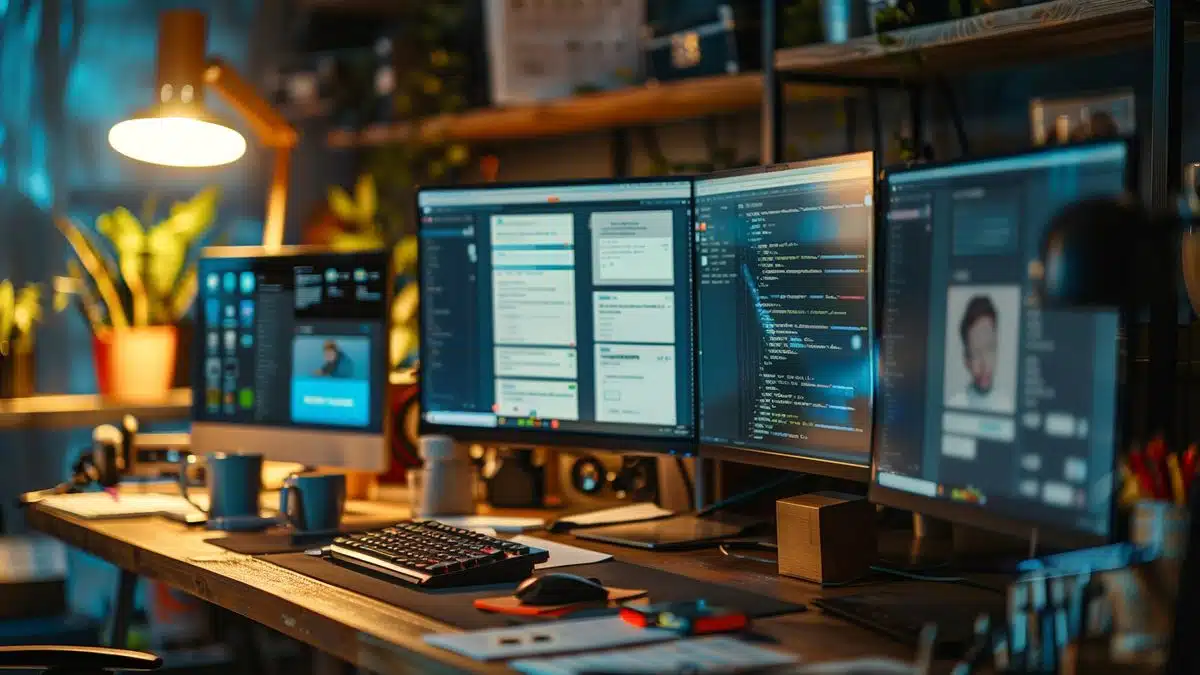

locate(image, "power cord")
[[674, 456, 695, 512], [696, 474, 806, 517]]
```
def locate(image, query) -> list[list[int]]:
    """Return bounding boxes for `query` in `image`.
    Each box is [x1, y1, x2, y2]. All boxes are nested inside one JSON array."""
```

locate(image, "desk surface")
[[28, 500, 934, 674]]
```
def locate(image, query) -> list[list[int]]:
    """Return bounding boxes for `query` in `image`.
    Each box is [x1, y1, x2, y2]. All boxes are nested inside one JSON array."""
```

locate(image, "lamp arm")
[[204, 57, 296, 250], [203, 58, 297, 148]]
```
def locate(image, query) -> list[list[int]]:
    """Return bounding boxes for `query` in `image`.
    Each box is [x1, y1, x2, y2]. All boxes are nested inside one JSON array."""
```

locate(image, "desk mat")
[[261, 553, 805, 631], [206, 521, 400, 555]]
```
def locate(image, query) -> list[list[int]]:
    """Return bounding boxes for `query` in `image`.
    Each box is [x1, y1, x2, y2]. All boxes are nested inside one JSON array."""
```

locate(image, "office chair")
[[0, 645, 161, 674]]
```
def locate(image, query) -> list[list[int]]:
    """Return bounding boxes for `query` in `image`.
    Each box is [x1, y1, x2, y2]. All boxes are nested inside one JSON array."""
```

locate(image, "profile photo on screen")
[[944, 286, 1020, 415], [291, 335, 372, 428]]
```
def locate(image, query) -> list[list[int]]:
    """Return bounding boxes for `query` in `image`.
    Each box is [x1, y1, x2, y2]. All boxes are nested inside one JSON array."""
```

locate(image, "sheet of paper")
[[424, 616, 676, 662], [38, 492, 203, 519], [508, 535, 612, 569], [510, 637, 799, 675], [559, 503, 673, 527], [427, 515, 545, 533]]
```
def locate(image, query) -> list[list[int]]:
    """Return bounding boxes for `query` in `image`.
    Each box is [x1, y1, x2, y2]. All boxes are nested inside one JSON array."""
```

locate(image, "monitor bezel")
[[193, 246, 394, 472], [692, 152, 876, 481], [867, 137, 1137, 549], [414, 176, 700, 454]]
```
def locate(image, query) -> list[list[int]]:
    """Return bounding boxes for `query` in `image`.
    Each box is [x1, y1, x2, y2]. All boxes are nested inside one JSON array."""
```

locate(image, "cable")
[[696, 474, 805, 517], [718, 543, 777, 565], [674, 456, 695, 511], [870, 565, 965, 583]]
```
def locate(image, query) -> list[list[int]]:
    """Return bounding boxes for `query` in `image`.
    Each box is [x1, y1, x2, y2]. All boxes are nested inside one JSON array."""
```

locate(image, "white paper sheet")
[[424, 616, 676, 662], [37, 492, 202, 519], [556, 503, 673, 528], [510, 636, 800, 675], [508, 535, 612, 569], [427, 515, 545, 533]]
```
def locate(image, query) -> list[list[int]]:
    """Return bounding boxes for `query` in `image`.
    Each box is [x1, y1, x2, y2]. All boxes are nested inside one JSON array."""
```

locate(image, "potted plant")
[[53, 187, 221, 401], [0, 282, 43, 398]]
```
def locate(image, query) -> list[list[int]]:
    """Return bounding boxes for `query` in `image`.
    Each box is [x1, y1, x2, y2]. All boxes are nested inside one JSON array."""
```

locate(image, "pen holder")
[[1100, 500, 1190, 667]]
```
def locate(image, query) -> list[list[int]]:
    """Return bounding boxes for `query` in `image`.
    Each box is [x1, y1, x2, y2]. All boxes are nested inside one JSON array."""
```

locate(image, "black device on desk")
[[326, 520, 549, 588], [817, 141, 1132, 650]]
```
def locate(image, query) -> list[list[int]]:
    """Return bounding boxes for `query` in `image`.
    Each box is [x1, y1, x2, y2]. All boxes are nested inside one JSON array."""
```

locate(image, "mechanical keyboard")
[[326, 520, 550, 588]]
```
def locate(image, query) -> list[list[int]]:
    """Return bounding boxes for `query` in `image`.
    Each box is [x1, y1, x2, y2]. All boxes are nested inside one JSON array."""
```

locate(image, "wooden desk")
[[26, 502, 919, 674]]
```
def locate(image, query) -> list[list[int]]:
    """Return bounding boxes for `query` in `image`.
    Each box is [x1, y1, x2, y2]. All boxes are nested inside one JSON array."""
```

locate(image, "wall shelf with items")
[[325, 73, 850, 148], [774, 0, 1170, 80], [0, 389, 192, 431]]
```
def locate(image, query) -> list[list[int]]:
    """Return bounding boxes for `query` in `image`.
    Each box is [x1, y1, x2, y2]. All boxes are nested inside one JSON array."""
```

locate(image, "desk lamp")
[[108, 10, 297, 250]]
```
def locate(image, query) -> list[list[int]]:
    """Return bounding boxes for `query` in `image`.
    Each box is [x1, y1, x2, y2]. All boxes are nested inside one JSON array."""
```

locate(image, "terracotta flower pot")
[[93, 326, 178, 401]]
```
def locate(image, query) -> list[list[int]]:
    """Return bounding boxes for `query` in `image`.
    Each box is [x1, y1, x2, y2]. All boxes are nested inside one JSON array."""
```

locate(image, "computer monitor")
[[695, 153, 875, 479], [871, 140, 1132, 547], [191, 247, 391, 472], [417, 178, 695, 452]]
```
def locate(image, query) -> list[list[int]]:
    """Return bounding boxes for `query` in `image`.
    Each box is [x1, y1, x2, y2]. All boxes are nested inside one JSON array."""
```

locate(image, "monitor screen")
[[872, 141, 1129, 541], [417, 179, 695, 447], [192, 250, 389, 435], [695, 153, 875, 475]]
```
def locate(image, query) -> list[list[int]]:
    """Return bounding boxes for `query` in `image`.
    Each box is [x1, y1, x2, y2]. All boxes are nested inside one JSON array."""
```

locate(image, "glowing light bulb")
[[108, 116, 246, 167]]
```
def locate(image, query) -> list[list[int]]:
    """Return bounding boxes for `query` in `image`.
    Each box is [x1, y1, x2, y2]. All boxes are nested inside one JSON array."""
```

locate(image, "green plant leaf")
[[328, 186, 360, 223], [393, 236, 419, 276], [355, 174, 378, 223], [0, 280, 13, 355], [55, 216, 128, 329]]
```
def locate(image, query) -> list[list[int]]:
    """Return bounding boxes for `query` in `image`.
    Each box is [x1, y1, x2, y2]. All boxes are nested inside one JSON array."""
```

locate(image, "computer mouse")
[[515, 573, 609, 606]]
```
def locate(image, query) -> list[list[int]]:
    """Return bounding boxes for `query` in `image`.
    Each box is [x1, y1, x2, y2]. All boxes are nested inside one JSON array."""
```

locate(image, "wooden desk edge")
[[25, 505, 503, 675]]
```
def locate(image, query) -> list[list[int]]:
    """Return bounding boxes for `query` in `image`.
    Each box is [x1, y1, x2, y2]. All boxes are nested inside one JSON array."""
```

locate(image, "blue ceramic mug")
[[180, 452, 267, 530], [279, 472, 346, 534]]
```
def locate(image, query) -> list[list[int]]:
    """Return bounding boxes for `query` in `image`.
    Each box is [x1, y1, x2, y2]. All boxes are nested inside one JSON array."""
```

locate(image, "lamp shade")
[[108, 9, 246, 168]]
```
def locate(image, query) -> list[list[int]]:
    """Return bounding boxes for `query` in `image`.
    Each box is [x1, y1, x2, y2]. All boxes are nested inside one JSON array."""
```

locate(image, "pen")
[[1009, 582, 1029, 671], [1128, 450, 1159, 499], [1052, 578, 1071, 671], [914, 622, 937, 675], [1118, 464, 1142, 507], [1068, 571, 1088, 639], [1183, 444, 1198, 500], [1146, 437, 1169, 498], [949, 614, 991, 675], [1167, 453, 1186, 506], [990, 627, 1010, 672]]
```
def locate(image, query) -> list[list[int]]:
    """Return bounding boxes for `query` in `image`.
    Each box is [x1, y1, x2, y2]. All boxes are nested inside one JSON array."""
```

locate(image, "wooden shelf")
[[0, 389, 192, 431], [326, 73, 849, 148], [776, 0, 1159, 79]]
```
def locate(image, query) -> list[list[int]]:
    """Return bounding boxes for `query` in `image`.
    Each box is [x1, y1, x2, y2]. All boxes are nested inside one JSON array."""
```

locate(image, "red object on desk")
[[1129, 450, 1160, 499], [1183, 445, 1198, 499]]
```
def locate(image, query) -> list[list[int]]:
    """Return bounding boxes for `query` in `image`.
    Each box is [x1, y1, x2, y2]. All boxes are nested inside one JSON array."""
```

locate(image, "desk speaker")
[[776, 492, 874, 584]]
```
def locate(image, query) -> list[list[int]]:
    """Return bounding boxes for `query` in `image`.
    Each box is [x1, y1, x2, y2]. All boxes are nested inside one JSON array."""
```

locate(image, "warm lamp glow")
[[108, 116, 247, 167]]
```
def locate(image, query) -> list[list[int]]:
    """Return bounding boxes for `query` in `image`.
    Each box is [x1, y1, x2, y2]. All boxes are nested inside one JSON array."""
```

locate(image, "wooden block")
[[776, 492, 875, 584]]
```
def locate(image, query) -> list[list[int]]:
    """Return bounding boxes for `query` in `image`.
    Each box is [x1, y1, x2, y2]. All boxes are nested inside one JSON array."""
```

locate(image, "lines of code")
[[697, 174, 873, 463]]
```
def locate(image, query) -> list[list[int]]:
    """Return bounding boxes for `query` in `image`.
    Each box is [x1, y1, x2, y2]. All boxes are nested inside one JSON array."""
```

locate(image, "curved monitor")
[[695, 153, 875, 479], [416, 178, 696, 452], [871, 140, 1132, 547], [191, 247, 391, 472]]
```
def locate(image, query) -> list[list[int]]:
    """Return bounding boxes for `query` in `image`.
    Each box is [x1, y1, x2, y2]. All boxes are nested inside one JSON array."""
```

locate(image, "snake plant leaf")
[[0, 280, 13, 356], [329, 231, 385, 252], [13, 285, 42, 336], [103, 207, 151, 325], [394, 236, 418, 276], [328, 185, 360, 225], [145, 187, 221, 304], [170, 264, 199, 322], [355, 174, 378, 224], [53, 216, 129, 328], [161, 186, 221, 240], [392, 281, 419, 324]]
